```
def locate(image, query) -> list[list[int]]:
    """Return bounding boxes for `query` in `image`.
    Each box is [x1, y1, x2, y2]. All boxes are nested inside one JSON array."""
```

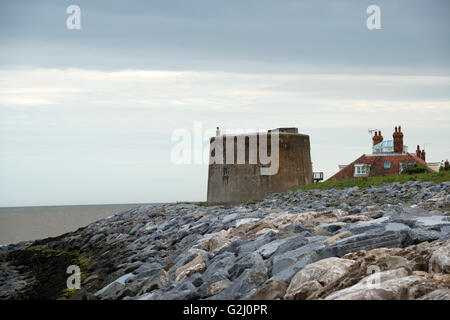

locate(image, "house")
[[328, 126, 433, 181]]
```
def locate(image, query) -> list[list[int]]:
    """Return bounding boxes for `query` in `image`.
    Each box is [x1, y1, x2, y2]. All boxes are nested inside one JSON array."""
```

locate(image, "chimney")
[[372, 130, 383, 146], [421, 149, 426, 162], [393, 125, 404, 153], [416, 145, 421, 158]]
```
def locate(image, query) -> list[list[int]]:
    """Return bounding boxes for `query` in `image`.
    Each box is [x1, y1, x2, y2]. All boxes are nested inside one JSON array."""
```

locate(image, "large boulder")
[[207, 279, 232, 297], [284, 257, 356, 300], [319, 231, 404, 259], [209, 269, 268, 300], [94, 273, 136, 300], [324, 268, 440, 300], [227, 252, 266, 280], [136, 269, 169, 296], [418, 289, 450, 300], [323, 231, 353, 246], [175, 252, 207, 282], [272, 242, 324, 276], [256, 238, 292, 259], [429, 242, 450, 274], [246, 280, 288, 300]]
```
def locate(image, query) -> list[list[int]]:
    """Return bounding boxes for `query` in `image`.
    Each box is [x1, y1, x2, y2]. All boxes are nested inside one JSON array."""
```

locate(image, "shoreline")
[[1, 180, 449, 300]]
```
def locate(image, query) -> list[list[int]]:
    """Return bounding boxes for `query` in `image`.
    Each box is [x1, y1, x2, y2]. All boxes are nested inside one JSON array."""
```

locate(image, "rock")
[[137, 270, 169, 296], [133, 262, 162, 278], [222, 213, 239, 224], [324, 269, 440, 300], [384, 223, 410, 232], [210, 269, 268, 300], [256, 238, 291, 259], [429, 243, 450, 274], [246, 280, 287, 300], [158, 281, 198, 300], [414, 216, 450, 227], [405, 229, 441, 245], [273, 235, 309, 256], [227, 252, 266, 280], [193, 211, 208, 220], [175, 253, 207, 282], [2, 181, 449, 300], [314, 222, 347, 233], [235, 218, 260, 228], [419, 289, 450, 300], [190, 274, 204, 287], [400, 206, 438, 218], [95, 273, 136, 299], [386, 256, 411, 270], [284, 257, 356, 300], [277, 224, 310, 237], [202, 252, 234, 280], [348, 208, 360, 215], [370, 211, 384, 219], [237, 234, 276, 256], [207, 279, 232, 297], [319, 231, 404, 259], [323, 231, 353, 246], [269, 254, 317, 283], [190, 222, 210, 235], [204, 230, 234, 253], [272, 242, 324, 275], [88, 233, 105, 244]]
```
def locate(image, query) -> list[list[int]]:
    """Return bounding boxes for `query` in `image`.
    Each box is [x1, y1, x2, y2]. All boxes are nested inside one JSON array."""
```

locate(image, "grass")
[[297, 171, 450, 191], [176, 201, 207, 207]]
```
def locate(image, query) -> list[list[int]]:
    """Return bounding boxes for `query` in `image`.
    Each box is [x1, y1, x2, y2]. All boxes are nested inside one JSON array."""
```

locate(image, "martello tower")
[[207, 127, 312, 205]]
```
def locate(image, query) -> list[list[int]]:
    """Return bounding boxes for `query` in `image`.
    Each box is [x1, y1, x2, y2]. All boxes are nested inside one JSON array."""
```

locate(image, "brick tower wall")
[[207, 132, 312, 205]]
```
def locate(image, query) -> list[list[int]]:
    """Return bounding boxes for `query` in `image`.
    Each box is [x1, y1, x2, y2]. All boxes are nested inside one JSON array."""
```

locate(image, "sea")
[[0, 203, 148, 246]]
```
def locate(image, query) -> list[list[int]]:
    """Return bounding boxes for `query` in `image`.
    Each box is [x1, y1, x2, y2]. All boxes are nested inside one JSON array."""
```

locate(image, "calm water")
[[0, 204, 146, 245]]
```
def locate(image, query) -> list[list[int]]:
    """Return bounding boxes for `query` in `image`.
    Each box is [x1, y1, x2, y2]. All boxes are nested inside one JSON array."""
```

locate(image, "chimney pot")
[[393, 126, 404, 153], [372, 129, 383, 146]]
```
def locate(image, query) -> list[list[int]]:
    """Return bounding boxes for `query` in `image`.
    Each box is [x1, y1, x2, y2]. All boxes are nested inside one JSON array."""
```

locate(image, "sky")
[[0, 0, 449, 206]]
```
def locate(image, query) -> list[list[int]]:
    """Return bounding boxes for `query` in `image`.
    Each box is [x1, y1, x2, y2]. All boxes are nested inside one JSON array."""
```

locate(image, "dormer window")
[[384, 161, 391, 169], [354, 164, 370, 177]]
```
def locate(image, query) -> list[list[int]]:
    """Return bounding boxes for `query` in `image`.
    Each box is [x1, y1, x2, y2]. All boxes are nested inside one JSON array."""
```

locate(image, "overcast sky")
[[0, 0, 449, 206]]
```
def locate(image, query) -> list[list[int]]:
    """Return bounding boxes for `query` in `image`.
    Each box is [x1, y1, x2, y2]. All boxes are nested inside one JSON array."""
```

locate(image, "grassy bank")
[[298, 171, 450, 191]]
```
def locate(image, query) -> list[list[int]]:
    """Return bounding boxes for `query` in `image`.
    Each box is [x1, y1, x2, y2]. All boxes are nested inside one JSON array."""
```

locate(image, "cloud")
[[0, 67, 449, 206]]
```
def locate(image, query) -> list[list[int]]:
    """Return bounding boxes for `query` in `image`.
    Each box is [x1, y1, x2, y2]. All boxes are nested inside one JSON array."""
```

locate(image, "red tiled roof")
[[327, 153, 432, 181]]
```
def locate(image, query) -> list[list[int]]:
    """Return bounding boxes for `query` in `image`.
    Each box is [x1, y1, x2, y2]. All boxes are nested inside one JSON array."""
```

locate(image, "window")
[[384, 161, 391, 169], [354, 164, 370, 177]]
